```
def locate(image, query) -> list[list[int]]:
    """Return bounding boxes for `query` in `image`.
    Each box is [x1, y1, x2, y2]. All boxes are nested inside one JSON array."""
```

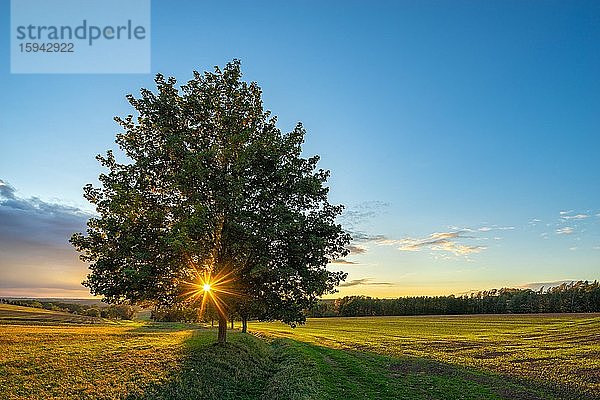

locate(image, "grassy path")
[[127, 331, 533, 400]]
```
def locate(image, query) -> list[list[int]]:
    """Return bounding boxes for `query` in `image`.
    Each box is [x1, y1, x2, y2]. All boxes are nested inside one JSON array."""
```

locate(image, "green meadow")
[[251, 314, 600, 399], [1, 305, 598, 400]]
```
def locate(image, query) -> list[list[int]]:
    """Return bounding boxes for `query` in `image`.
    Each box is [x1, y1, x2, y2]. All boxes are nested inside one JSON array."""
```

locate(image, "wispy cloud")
[[347, 230, 386, 243], [561, 213, 589, 220], [338, 201, 389, 228], [339, 278, 393, 287], [339, 202, 389, 258], [378, 231, 486, 256], [519, 280, 577, 291], [329, 259, 358, 265], [327, 244, 368, 265], [449, 225, 514, 233], [556, 227, 574, 235], [477, 225, 515, 232], [346, 244, 367, 255]]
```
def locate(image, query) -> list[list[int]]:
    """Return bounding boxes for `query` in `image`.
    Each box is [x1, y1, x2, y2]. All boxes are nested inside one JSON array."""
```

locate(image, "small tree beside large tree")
[[71, 60, 350, 343]]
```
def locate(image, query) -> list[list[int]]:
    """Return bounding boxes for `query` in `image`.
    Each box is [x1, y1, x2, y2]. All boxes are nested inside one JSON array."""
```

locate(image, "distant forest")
[[309, 280, 600, 317], [3, 281, 598, 322], [0, 298, 135, 320]]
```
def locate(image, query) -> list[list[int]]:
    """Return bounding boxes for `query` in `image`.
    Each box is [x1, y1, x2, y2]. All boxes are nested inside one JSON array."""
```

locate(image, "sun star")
[[181, 266, 240, 320]]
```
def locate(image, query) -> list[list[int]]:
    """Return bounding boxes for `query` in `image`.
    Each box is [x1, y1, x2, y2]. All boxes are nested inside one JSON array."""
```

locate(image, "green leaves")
[[71, 60, 350, 327]]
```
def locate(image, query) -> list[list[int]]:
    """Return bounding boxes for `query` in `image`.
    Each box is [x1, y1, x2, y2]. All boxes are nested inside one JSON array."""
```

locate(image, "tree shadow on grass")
[[124, 329, 317, 400], [388, 356, 594, 400], [263, 338, 594, 400], [123, 327, 597, 400]]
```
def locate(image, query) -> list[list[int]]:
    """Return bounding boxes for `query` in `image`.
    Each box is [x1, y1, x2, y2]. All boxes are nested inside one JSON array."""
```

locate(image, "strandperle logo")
[[10, 0, 151, 74], [15, 20, 147, 46]]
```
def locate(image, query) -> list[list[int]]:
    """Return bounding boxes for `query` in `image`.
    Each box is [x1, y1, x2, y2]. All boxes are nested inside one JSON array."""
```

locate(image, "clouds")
[[556, 227, 574, 235], [347, 231, 386, 243], [533, 209, 600, 250], [328, 244, 367, 265], [328, 244, 367, 264], [553, 210, 593, 236], [337, 200, 517, 261], [519, 280, 577, 291], [0, 181, 91, 248], [339, 278, 393, 287], [346, 244, 367, 255], [377, 231, 486, 256], [342, 227, 494, 261], [449, 225, 515, 233], [0, 180, 16, 199], [402, 225, 515, 257], [330, 202, 390, 265], [0, 179, 92, 297], [338, 201, 389, 228], [336, 200, 600, 266], [560, 213, 589, 220], [329, 259, 358, 265]]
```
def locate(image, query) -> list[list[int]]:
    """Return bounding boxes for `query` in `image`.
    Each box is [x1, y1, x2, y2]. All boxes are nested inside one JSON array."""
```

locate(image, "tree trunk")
[[230, 318, 234, 329], [211, 318, 214, 327], [218, 313, 227, 344], [241, 316, 247, 333]]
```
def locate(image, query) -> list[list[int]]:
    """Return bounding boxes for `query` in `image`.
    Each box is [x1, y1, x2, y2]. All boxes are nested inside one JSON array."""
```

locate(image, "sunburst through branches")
[[181, 268, 239, 320]]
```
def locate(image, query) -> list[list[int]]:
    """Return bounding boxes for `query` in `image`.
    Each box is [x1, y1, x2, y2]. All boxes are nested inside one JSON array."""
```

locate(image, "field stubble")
[[249, 313, 600, 398], [0, 321, 192, 399], [1, 304, 598, 399]]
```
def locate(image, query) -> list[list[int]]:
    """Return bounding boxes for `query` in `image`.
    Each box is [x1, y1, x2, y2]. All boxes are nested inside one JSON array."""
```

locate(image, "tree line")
[[308, 280, 600, 317], [0, 298, 135, 320], [4, 280, 596, 324]]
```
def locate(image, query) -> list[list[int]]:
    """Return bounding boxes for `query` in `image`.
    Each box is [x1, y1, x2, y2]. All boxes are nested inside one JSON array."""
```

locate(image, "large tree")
[[71, 60, 350, 343]]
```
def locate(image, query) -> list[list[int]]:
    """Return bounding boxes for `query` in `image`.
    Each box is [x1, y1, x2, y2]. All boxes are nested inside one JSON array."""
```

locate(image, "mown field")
[[1, 305, 598, 399], [0, 304, 102, 324], [250, 314, 600, 399]]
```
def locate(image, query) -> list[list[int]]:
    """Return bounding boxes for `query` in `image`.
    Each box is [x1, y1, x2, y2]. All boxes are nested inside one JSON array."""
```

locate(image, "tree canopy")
[[71, 60, 350, 342]]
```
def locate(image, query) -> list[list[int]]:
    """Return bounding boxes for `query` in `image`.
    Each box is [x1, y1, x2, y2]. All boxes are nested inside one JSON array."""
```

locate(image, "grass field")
[[249, 314, 600, 399], [1, 305, 598, 399], [0, 303, 101, 324]]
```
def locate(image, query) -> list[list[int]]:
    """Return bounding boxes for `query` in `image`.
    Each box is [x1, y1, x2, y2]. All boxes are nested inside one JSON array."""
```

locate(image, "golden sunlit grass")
[[0, 305, 315, 400], [249, 314, 600, 398], [0, 303, 100, 324], [0, 321, 192, 400], [2, 305, 597, 399]]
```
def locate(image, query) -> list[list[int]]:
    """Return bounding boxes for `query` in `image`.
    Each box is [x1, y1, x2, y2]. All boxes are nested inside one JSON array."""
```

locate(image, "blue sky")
[[1, 1, 599, 297]]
